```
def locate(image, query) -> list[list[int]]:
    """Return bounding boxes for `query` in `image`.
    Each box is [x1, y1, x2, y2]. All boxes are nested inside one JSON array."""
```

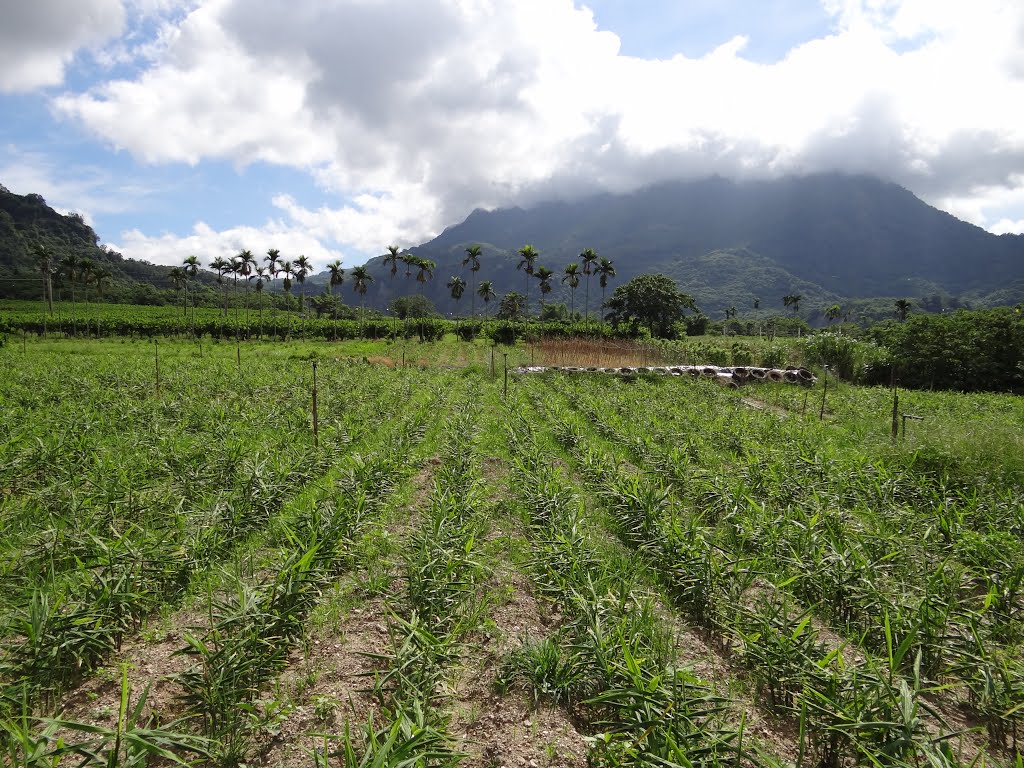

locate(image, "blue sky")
[[2, 0, 1024, 272]]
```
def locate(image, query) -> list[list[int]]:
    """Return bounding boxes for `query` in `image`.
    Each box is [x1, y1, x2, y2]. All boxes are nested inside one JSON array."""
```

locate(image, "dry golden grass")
[[534, 338, 667, 368]]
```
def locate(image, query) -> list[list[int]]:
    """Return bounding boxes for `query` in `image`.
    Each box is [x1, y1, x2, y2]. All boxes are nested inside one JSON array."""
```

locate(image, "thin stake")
[[890, 367, 899, 440], [311, 360, 319, 450], [818, 365, 828, 420], [490, 346, 495, 378], [503, 352, 509, 398], [236, 338, 241, 370], [22, 328, 27, 352], [154, 338, 160, 393]]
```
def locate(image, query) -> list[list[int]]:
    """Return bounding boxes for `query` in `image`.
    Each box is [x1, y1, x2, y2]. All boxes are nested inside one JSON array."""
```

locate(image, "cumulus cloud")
[[111, 218, 345, 268], [0, 0, 125, 91], [43, 0, 1024, 257]]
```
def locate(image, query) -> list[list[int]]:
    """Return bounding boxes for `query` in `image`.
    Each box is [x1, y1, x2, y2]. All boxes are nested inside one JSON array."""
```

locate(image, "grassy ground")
[[1, 337, 1022, 767]]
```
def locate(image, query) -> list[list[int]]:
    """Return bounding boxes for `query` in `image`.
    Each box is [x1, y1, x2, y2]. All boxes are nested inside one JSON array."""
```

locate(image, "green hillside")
[[0, 184, 218, 304]]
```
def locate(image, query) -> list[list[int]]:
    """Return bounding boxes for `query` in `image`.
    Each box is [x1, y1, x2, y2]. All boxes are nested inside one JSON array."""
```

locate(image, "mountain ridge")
[[343, 172, 1023, 314]]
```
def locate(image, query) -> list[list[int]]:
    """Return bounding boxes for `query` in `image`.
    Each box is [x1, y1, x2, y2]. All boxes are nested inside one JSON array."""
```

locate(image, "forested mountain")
[[0, 185, 217, 304], [326, 173, 1024, 316], [4, 173, 1023, 317]]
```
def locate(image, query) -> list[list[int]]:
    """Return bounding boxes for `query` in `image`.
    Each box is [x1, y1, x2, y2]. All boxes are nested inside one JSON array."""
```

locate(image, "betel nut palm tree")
[[596, 257, 616, 325], [264, 248, 281, 278], [294, 255, 312, 314], [254, 266, 270, 332], [414, 258, 435, 293], [516, 244, 539, 318], [562, 263, 580, 318], [535, 266, 554, 313], [895, 298, 912, 322], [59, 252, 80, 335], [463, 244, 482, 320], [579, 247, 599, 324], [327, 260, 345, 336], [183, 255, 201, 328], [169, 267, 187, 320], [238, 250, 257, 326], [228, 255, 242, 324], [209, 256, 230, 316], [350, 265, 373, 331], [447, 275, 466, 327], [477, 280, 496, 322]]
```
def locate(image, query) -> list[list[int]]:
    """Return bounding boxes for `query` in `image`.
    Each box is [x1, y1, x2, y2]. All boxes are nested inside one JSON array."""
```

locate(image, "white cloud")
[[0, 0, 125, 91], [42, 0, 1024, 253], [111, 219, 346, 269]]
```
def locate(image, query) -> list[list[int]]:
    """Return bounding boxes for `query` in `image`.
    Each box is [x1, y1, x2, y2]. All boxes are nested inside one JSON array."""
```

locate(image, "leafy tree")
[[870, 307, 1024, 392], [389, 294, 438, 319], [894, 298, 912, 322], [310, 289, 338, 318], [497, 292, 526, 321], [605, 273, 698, 338], [596, 257, 616, 323], [562, 263, 580, 318], [539, 303, 569, 321], [516, 245, 539, 316], [825, 304, 842, 325], [463, 244, 482, 320], [579, 248, 599, 324]]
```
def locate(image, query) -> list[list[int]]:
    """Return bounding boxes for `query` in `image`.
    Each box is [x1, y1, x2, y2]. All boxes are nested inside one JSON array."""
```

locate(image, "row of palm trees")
[[169, 243, 618, 330], [170, 250, 375, 332], [34, 247, 112, 335], [441, 244, 617, 322]]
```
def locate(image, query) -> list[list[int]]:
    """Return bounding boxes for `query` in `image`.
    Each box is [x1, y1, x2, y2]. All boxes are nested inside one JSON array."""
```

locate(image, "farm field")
[[1, 337, 1023, 768]]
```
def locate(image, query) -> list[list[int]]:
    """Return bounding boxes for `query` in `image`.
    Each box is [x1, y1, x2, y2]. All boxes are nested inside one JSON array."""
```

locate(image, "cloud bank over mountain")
[[5, 0, 1024, 267]]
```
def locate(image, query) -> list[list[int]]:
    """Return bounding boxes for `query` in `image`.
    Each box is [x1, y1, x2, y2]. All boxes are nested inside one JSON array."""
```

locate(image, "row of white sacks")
[[512, 364, 817, 388]]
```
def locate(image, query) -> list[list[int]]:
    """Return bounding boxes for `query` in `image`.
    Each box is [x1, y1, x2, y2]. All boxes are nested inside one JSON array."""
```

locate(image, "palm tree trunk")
[[584, 275, 591, 328]]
